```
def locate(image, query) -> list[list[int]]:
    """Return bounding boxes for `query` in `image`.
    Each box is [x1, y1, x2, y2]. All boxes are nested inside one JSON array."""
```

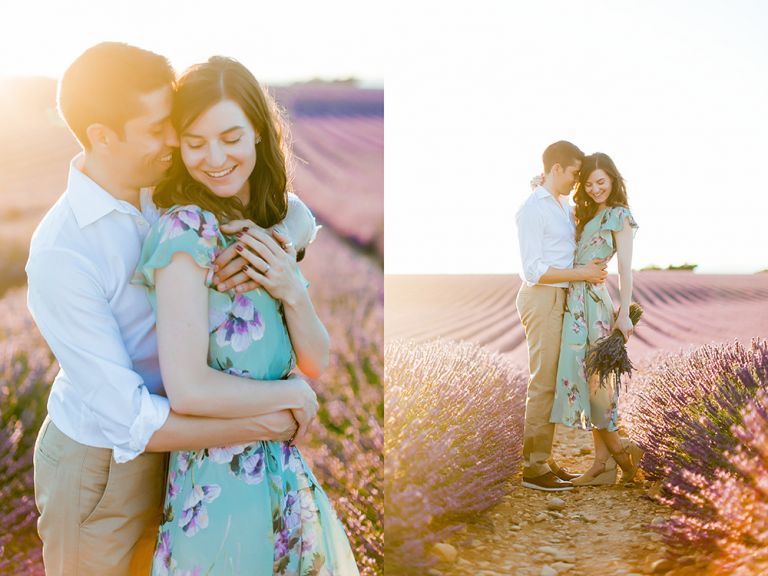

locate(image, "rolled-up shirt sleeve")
[[516, 204, 549, 284], [27, 248, 170, 463]]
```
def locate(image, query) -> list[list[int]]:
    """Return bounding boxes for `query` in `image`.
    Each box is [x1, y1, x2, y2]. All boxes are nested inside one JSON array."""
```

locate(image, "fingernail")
[[242, 265, 249, 272], [235, 244, 243, 252], [242, 226, 249, 232], [235, 232, 243, 238]]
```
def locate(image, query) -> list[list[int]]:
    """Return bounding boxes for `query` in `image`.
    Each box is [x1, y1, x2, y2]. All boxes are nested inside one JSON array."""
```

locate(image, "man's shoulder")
[[516, 190, 545, 219]]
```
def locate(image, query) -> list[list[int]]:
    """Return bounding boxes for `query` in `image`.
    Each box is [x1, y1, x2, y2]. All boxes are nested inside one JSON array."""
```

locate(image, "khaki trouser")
[[516, 283, 566, 478], [33, 416, 168, 575]]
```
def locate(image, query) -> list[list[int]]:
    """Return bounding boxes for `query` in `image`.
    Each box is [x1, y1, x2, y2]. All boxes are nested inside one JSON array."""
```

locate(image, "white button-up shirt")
[[515, 186, 576, 288], [26, 156, 169, 463]]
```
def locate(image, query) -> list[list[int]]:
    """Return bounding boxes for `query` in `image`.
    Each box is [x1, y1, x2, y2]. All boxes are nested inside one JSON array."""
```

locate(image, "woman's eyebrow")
[[184, 126, 245, 138]]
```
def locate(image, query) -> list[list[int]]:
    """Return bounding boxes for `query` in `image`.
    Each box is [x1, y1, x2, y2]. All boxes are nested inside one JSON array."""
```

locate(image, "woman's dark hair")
[[154, 56, 291, 226], [574, 152, 629, 239]]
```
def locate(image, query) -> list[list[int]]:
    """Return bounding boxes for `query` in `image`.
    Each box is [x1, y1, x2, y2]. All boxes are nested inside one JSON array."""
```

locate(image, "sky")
[[385, 0, 768, 274], [0, 0, 384, 85]]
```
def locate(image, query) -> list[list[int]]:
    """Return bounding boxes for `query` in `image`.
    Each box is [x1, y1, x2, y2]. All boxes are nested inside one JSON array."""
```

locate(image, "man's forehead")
[[131, 85, 173, 123]]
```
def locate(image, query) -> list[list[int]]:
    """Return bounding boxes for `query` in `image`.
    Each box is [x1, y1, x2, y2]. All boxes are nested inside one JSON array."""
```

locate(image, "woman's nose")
[[206, 143, 226, 167]]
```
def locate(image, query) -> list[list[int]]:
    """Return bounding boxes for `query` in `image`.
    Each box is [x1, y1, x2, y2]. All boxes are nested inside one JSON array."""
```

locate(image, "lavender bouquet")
[[585, 302, 644, 388]]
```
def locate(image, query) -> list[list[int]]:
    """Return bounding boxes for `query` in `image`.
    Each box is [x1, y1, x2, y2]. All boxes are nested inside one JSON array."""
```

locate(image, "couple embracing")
[[515, 140, 643, 492], [28, 42, 359, 574]]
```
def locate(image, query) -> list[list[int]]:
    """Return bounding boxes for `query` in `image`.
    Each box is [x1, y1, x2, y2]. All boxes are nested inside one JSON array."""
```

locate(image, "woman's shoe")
[[571, 459, 617, 486], [610, 439, 644, 484]]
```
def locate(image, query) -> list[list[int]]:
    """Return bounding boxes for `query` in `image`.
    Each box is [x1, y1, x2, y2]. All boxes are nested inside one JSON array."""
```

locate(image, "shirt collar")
[[66, 154, 143, 228]]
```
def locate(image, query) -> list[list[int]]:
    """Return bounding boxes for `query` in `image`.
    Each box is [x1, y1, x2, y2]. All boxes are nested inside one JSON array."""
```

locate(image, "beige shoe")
[[572, 459, 618, 486]]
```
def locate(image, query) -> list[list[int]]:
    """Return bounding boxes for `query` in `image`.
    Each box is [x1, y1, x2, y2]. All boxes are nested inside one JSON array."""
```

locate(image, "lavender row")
[[622, 339, 768, 572], [384, 338, 527, 575]]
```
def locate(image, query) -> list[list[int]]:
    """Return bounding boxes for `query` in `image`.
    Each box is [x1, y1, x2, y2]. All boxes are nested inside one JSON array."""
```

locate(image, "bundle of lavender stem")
[[585, 302, 644, 389]]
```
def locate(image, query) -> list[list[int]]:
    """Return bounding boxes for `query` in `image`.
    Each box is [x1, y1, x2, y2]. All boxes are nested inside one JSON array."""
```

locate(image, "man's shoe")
[[522, 471, 574, 492], [549, 461, 580, 481]]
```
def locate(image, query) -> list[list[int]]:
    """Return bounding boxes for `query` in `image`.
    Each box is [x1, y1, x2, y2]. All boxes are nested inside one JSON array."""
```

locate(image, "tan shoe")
[[571, 459, 617, 486]]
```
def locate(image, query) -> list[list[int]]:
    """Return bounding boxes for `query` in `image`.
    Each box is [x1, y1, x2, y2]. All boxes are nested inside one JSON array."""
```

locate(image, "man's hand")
[[286, 376, 319, 445], [248, 410, 298, 442], [577, 258, 608, 283]]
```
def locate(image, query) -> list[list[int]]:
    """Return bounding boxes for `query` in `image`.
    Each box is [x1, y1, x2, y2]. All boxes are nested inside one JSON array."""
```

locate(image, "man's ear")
[[85, 123, 114, 152], [551, 163, 563, 176]]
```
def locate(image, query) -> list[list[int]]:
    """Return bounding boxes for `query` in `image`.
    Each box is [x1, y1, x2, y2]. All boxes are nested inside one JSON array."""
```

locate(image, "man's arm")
[[146, 409, 296, 453], [27, 248, 297, 462], [516, 204, 607, 284]]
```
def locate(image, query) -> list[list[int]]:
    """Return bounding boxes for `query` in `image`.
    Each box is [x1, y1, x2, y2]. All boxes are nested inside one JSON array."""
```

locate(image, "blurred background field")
[[0, 80, 383, 575]]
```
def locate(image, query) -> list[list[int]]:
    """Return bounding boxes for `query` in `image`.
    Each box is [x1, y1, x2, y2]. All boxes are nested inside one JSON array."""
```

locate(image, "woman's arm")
[[154, 251, 318, 419], [211, 225, 330, 378], [613, 218, 635, 340]]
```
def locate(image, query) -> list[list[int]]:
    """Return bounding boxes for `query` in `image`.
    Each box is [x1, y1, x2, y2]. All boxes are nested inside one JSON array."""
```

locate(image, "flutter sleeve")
[[134, 205, 222, 290], [604, 206, 638, 236]]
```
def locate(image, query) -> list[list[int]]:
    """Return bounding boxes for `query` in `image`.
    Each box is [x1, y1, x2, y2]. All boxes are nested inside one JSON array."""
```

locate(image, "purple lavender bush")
[[288, 233, 384, 575], [622, 339, 768, 565], [0, 289, 56, 574], [384, 338, 527, 575]]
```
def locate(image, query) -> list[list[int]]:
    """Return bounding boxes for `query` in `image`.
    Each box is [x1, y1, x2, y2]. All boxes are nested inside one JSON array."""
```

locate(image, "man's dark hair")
[[542, 140, 585, 173], [58, 42, 175, 149]]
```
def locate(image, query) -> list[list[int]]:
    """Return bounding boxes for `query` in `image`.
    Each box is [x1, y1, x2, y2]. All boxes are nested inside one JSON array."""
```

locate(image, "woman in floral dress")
[[549, 152, 643, 486], [134, 57, 358, 575]]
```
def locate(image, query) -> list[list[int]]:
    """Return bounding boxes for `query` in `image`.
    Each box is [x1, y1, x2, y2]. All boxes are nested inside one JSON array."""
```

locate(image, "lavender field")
[[0, 81, 383, 574], [386, 274, 768, 575]]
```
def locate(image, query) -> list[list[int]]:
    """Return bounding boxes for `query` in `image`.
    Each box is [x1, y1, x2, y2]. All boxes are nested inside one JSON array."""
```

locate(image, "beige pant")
[[516, 283, 566, 478], [33, 416, 168, 575]]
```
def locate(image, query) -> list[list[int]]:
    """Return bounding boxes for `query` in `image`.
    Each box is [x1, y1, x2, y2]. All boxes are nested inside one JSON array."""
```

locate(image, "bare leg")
[[572, 429, 617, 486], [597, 428, 641, 482]]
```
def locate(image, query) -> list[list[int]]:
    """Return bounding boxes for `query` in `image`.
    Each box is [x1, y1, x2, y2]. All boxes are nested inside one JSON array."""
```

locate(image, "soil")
[[433, 425, 713, 576]]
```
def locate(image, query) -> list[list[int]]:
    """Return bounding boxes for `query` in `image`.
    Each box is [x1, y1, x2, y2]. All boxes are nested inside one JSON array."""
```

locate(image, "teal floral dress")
[[134, 205, 359, 576], [550, 206, 638, 431]]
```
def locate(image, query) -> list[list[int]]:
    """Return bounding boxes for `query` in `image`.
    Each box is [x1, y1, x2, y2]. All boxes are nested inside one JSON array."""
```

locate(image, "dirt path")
[[434, 425, 709, 576]]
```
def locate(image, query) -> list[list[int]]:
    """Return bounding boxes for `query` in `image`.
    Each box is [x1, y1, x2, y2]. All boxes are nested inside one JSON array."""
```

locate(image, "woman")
[[549, 152, 642, 486], [134, 56, 359, 574]]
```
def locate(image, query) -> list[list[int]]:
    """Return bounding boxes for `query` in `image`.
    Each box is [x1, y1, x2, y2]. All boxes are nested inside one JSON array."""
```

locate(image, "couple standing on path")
[[28, 42, 359, 574], [515, 140, 642, 492]]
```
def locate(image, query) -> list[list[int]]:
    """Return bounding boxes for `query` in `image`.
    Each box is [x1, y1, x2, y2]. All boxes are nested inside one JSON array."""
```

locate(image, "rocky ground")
[[428, 425, 713, 576]]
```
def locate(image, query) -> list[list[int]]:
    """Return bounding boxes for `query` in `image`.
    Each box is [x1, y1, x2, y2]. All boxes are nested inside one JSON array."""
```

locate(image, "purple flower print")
[[208, 443, 247, 464], [241, 448, 266, 484], [161, 207, 202, 242], [167, 470, 181, 501], [571, 321, 582, 335], [589, 234, 605, 247], [177, 451, 194, 474], [594, 319, 611, 339], [283, 491, 301, 532], [274, 528, 292, 562], [214, 294, 266, 352], [152, 530, 172, 576], [178, 484, 221, 537]]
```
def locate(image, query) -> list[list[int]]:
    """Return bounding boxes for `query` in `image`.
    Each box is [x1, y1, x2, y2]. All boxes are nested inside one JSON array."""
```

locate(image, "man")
[[27, 42, 318, 575], [515, 140, 607, 491]]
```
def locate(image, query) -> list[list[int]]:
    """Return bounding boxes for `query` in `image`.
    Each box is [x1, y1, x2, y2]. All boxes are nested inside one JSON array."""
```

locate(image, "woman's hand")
[[530, 173, 545, 189], [614, 312, 634, 342], [285, 375, 319, 445], [214, 220, 303, 303]]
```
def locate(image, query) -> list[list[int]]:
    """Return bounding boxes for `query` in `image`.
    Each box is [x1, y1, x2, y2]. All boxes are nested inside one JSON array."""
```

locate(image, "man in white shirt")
[[515, 140, 607, 492], [27, 42, 317, 575]]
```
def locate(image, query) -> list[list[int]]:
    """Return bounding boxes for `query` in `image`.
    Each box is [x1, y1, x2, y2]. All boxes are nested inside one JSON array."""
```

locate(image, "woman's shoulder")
[[155, 204, 221, 238], [604, 205, 638, 231]]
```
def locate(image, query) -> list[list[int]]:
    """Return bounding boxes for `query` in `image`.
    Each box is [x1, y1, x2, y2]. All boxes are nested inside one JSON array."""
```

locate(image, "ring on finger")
[[263, 264, 271, 274], [283, 241, 293, 250]]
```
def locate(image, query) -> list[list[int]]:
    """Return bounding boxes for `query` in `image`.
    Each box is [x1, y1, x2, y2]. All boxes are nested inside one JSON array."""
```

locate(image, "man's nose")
[[165, 124, 179, 147]]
